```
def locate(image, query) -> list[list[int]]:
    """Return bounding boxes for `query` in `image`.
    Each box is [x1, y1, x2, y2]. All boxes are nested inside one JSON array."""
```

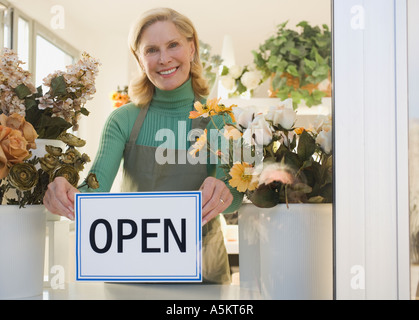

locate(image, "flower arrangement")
[[0, 48, 100, 207], [0, 48, 101, 139], [220, 64, 264, 98], [189, 97, 332, 208], [110, 85, 130, 108]]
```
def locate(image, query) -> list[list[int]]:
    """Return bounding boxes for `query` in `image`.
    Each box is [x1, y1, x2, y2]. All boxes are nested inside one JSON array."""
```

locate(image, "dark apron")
[[121, 104, 231, 284]]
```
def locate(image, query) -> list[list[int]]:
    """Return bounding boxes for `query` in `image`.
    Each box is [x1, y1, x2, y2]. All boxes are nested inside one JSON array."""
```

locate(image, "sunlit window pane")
[[17, 17, 30, 69], [35, 35, 74, 87], [1, 8, 12, 48]]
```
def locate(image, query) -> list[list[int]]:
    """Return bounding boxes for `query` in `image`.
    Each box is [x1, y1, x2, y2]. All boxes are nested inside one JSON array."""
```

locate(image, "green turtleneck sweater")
[[81, 78, 243, 214]]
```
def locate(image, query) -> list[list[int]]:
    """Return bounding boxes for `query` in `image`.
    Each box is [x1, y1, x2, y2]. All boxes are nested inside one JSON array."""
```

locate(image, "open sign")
[[75, 192, 202, 282]]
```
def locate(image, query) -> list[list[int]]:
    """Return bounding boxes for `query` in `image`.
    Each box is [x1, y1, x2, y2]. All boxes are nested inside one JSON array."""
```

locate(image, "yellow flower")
[[189, 101, 211, 119], [189, 129, 207, 158], [110, 91, 119, 100], [207, 97, 222, 113], [229, 162, 258, 193], [189, 97, 237, 123]]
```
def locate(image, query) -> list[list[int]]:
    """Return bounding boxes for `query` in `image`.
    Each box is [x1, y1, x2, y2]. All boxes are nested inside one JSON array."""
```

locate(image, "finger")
[[202, 189, 233, 225], [67, 186, 80, 206], [44, 188, 69, 218], [199, 177, 216, 208], [202, 184, 230, 216], [45, 178, 76, 219]]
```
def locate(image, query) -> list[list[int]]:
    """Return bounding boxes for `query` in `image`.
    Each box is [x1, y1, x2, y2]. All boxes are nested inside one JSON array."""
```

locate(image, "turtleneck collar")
[[152, 77, 195, 111]]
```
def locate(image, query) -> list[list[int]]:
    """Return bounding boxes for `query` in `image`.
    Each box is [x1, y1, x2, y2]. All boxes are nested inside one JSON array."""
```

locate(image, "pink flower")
[[257, 163, 294, 186]]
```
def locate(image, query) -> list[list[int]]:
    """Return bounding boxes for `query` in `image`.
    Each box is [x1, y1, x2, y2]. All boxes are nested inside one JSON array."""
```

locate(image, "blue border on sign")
[[75, 191, 202, 282]]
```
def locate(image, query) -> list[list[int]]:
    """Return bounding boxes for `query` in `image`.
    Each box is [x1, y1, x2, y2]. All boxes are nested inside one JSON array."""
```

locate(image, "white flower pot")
[[238, 202, 333, 300], [0, 205, 46, 299]]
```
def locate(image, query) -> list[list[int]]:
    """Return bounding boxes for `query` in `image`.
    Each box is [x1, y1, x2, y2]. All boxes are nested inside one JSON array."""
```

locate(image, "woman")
[[44, 7, 243, 284]]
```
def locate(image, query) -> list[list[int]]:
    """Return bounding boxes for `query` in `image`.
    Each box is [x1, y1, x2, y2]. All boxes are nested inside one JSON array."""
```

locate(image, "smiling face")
[[138, 20, 195, 91]]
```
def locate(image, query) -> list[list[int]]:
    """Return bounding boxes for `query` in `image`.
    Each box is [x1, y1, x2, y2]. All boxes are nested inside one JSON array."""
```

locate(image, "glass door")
[[334, 0, 411, 299], [408, 0, 419, 300]]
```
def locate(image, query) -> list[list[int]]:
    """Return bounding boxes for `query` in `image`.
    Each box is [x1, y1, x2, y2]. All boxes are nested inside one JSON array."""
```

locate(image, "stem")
[[210, 115, 220, 132]]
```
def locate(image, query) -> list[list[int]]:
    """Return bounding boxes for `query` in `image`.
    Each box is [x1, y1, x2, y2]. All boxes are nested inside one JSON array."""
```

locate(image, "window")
[[0, 2, 11, 49], [35, 34, 74, 87], [17, 17, 30, 69]]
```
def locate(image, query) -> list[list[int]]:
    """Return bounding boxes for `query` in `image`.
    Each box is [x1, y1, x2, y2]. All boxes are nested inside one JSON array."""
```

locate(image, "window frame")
[[4, 3, 79, 82]]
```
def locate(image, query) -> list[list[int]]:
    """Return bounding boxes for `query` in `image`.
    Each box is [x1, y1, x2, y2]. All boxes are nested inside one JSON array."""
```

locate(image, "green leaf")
[[221, 65, 229, 76], [276, 88, 290, 101], [286, 64, 299, 77], [79, 107, 90, 116], [24, 97, 38, 111], [14, 84, 32, 99], [308, 196, 325, 203], [246, 184, 280, 208], [297, 130, 316, 161], [36, 114, 72, 139], [303, 58, 317, 73], [312, 65, 329, 78], [290, 90, 303, 104], [272, 73, 287, 90], [51, 75, 67, 97]]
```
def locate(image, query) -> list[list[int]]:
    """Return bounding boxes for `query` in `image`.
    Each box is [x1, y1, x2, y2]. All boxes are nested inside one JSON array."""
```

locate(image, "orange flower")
[[0, 125, 12, 179], [0, 128, 30, 179], [189, 97, 237, 122], [189, 129, 207, 158], [229, 162, 258, 193], [1, 113, 38, 150], [110, 91, 130, 108], [206, 97, 222, 113], [189, 100, 211, 119], [294, 127, 305, 135]]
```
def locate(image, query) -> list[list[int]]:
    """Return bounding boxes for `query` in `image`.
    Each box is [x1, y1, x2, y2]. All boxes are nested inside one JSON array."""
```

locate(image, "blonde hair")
[[128, 7, 209, 106]]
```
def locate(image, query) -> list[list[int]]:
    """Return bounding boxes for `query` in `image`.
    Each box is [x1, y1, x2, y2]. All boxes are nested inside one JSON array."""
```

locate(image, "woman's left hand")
[[199, 177, 233, 225]]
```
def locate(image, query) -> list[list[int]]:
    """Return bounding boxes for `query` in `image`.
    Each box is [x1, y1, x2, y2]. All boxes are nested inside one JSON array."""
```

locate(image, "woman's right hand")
[[43, 177, 80, 220]]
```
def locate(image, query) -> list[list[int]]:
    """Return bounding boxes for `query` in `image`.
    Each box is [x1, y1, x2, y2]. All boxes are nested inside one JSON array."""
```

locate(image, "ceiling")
[[8, 0, 332, 65]]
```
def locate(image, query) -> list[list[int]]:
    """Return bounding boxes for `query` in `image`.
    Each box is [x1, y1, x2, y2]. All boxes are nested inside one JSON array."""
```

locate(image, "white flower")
[[235, 106, 258, 129], [223, 124, 242, 140], [229, 65, 244, 79], [309, 114, 332, 134], [243, 114, 273, 146], [265, 99, 297, 130], [241, 70, 263, 90], [246, 63, 258, 72], [316, 129, 332, 154], [220, 75, 237, 92]]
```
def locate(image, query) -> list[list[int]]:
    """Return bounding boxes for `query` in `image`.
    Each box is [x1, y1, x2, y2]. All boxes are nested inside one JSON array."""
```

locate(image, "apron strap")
[[128, 104, 149, 145]]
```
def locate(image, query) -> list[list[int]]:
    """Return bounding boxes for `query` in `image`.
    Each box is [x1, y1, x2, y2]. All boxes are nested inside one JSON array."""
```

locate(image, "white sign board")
[[75, 192, 202, 282]]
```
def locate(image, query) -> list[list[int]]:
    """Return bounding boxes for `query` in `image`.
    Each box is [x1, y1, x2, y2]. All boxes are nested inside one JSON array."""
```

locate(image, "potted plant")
[[0, 48, 100, 299], [253, 21, 332, 109], [189, 97, 333, 299]]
